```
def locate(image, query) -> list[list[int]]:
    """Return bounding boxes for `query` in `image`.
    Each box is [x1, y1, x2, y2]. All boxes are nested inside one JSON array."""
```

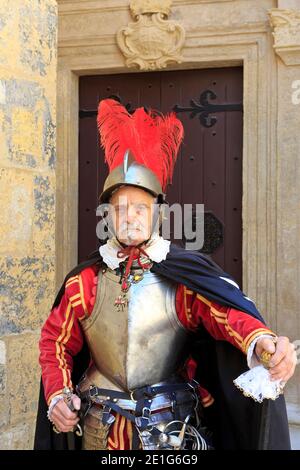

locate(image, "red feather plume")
[[97, 98, 184, 192]]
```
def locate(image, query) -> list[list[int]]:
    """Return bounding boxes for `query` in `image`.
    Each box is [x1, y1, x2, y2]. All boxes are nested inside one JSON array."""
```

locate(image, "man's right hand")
[[50, 394, 81, 433]]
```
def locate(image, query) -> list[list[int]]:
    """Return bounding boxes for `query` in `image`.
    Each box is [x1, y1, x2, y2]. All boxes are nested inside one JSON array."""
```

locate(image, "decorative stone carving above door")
[[117, 0, 186, 70], [269, 9, 300, 65]]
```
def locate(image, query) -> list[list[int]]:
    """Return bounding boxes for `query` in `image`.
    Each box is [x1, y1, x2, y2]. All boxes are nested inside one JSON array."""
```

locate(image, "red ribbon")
[[117, 245, 152, 291]]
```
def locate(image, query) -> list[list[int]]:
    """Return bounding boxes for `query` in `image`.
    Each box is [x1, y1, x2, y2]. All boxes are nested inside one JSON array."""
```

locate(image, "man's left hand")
[[255, 336, 297, 383]]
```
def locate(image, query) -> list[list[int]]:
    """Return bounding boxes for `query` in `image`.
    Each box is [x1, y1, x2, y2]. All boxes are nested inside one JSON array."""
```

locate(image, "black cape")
[[34, 244, 291, 450]]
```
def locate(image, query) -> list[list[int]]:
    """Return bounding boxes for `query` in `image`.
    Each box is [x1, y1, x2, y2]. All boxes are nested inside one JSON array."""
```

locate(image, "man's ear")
[[104, 203, 117, 239], [153, 194, 168, 231]]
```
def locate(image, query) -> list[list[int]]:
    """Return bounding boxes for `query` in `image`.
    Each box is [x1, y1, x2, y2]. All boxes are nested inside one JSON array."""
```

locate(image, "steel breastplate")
[[80, 267, 189, 391]]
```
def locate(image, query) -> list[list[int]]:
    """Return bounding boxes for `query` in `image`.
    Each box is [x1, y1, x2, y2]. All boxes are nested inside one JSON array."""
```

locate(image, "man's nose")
[[126, 205, 137, 221]]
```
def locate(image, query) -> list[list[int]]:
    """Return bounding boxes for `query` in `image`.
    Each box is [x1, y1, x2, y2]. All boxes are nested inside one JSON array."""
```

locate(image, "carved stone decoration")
[[269, 9, 300, 65], [130, 0, 172, 17], [117, 0, 186, 71]]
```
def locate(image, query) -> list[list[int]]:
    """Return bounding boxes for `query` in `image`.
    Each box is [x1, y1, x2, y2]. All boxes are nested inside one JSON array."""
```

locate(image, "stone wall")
[[0, 0, 57, 449]]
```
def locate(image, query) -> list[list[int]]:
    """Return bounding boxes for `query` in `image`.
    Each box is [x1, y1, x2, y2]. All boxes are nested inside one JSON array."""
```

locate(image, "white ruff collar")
[[99, 235, 171, 270]]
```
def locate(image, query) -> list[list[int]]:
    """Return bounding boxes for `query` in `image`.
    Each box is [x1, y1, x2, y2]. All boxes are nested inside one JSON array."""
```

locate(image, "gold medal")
[[132, 273, 143, 283]]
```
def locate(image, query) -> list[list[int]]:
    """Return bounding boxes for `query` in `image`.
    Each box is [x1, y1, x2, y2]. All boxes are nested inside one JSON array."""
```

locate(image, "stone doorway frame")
[[56, 24, 278, 329]]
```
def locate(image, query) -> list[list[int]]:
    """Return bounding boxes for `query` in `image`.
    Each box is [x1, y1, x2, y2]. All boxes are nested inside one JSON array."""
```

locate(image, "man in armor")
[[34, 99, 296, 450]]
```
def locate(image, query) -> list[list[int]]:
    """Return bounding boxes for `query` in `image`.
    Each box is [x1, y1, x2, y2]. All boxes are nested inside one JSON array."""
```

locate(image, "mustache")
[[119, 223, 144, 231]]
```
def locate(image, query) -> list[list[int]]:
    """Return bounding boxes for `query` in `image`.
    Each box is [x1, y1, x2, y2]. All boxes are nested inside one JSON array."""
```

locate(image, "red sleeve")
[[176, 284, 275, 354], [39, 265, 98, 404]]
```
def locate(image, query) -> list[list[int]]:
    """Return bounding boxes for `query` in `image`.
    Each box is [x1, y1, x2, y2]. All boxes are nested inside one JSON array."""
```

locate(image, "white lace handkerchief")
[[233, 365, 284, 402]]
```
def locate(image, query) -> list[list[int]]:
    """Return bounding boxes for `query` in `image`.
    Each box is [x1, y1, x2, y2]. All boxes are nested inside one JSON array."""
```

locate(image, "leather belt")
[[78, 380, 198, 413], [81, 390, 195, 412]]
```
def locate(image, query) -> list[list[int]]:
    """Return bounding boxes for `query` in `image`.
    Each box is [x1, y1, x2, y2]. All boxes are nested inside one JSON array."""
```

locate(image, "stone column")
[[0, 0, 57, 449], [269, 6, 300, 448]]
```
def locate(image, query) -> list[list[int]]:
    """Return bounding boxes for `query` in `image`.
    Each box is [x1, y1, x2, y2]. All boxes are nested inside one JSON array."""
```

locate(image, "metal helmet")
[[99, 149, 163, 204]]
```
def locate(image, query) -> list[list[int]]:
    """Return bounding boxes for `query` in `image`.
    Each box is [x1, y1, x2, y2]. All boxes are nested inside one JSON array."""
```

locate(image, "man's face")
[[109, 186, 155, 246]]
